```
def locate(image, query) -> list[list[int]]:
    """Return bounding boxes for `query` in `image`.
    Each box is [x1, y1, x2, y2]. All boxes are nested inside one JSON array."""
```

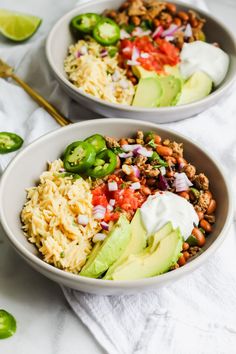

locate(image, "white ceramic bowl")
[[0, 119, 233, 295], [46, 0, 236, 123]]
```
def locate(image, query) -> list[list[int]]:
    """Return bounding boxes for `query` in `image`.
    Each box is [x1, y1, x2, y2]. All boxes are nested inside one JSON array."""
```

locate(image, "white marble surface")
[[0, 1, 236, 353]]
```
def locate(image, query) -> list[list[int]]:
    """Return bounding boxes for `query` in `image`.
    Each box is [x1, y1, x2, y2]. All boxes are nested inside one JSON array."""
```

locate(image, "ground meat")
[[136, 130, 144, 140], [124, 157, 133, 165], [189, 246, 201, 257], [197, 191, 211, 211], [204, 214, 216, 224], [168, 141, 183, 158], [183, 164, 196, 180], [134, 155, 147, 167], [144, 164, 159, 177], [127, 138, 136, 144], [194, 173, 209, 191], [128, 0, 146, 16], [116, 11, 129, 25], [145, 1, 166, 19], [105, 136, 120, 149]]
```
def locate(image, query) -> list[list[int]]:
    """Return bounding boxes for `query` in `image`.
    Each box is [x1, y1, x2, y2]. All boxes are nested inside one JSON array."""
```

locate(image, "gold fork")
[[0, 59, 71, 127]]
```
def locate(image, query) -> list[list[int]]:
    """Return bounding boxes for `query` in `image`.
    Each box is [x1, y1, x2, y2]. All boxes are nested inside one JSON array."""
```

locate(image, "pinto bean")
[[192, 227, 206, 247], [178, 191, 190, 200], [183, 242, 190, 251], [141, 186, 151, 195], [131, 16, 141, 26], [183, 251, 190, 261], [206, 199, 216, 214], [153, 19, 161, 28], [156, 145, 173, 157], [154, 134, 162, 144], [197, 211, 204, 221], [177, 11, 189, 21], [166, 3, 177, 14], [200, 219, 212, 233], [119, 138, 128, 146], [174, 17, 182, 26], [178, 254, 186, 266], [116, 156, 121, 169]]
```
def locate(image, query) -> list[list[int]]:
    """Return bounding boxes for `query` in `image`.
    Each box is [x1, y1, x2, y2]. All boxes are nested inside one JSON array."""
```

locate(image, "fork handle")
[[11, 73, 71, 127]]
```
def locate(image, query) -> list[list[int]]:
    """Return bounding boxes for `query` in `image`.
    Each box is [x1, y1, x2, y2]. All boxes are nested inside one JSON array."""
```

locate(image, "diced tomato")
[[119, 35, 180, 74], [92, 194, 108, 207]]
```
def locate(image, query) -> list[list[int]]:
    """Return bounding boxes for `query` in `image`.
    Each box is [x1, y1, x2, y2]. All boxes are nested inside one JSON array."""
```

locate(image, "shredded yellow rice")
[[64, 38, 135, 105], [21, 160, 101, 273]]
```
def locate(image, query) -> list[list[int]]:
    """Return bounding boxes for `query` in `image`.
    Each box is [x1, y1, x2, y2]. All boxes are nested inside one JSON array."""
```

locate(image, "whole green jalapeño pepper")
[[87, 149, 117, 178], [93, 18, 120, 46], [63, 141, 96, 173], [84, 134, 106, 153], [70, 13, 101, 36], [0, 132, 23, 154]]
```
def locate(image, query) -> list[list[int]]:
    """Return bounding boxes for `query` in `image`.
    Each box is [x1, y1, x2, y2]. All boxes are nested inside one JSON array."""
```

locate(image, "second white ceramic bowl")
[[46, 0, 236, 123], [0, 119, 233, 295]]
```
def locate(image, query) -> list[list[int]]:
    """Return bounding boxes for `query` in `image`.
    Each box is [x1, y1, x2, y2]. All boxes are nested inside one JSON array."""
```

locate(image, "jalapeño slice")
[[84, 134, 106, 153], [93, 18, 120, 46], [87, 149, 117, 178], [70, 13, 101, 36], [63, 141, 96, 173], [0, 132, 23, 154]]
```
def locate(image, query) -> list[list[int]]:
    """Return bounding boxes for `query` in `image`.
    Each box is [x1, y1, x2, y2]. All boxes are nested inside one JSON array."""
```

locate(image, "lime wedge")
[[0, 9, 42, 42]]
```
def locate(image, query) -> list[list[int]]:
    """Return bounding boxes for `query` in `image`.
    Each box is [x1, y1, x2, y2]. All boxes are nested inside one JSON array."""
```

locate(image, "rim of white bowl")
[[0, 118, 234, 288], [46, 0, 236, 114]]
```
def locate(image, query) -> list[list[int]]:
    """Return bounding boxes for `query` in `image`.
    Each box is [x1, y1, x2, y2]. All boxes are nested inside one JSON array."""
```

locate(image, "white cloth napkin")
[[1, 1, 236, 353]]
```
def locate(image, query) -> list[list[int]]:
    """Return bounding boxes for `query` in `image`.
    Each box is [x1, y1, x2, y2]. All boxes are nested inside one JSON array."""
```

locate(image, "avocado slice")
[[177, 71, 212, 106], [157, 75, 182, 107], [132, 66, 158, 79], [164, 65, 182, 79], [132, 78, 163, 108], [111, 227, 183, 281], [104, 209, 147, 279], [79, 214, 131, 278], [148, 221, 173, 253]]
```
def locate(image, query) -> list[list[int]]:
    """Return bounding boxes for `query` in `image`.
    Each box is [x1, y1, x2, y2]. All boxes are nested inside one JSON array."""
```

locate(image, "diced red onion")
[[165, 35, 175, 42], [178, 162, 185, 171], [122, 144, 142, 152], [158, 174, 169, 191], [174, 172, 193, 192], [77, 214, 89, 225], [118, 152, 133, 158], [152, 26, 164, 39], [132, 27, 151, 37], [131, 165, 140, 178], [101, 221, 109, 231], [108, 181, 118, 191], [107, 204, 114, 212], [59, 168, 65, 172], [130, 181, 141, 190], [184, 23, 192, 38], [132, 47, 140, 62], [77, 51, 82, 58], [93, 233, 106, 243], [160, 166, 166, 176], [136, 147, 153, 157], [93, 205, 106, 220], [109, 199, 116, 206], [120, 29, 131, 39], [100, 49, 108, 58], [122, 47, 131, 53], [140, 52, 150, 59], [127, 59, 140, 66], [161, 24, 178, 37]]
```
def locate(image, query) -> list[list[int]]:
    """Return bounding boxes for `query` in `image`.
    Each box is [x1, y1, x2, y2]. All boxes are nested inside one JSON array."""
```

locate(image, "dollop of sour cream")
[[140, 191, 199, 240], [180, 41, 229, 87]]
